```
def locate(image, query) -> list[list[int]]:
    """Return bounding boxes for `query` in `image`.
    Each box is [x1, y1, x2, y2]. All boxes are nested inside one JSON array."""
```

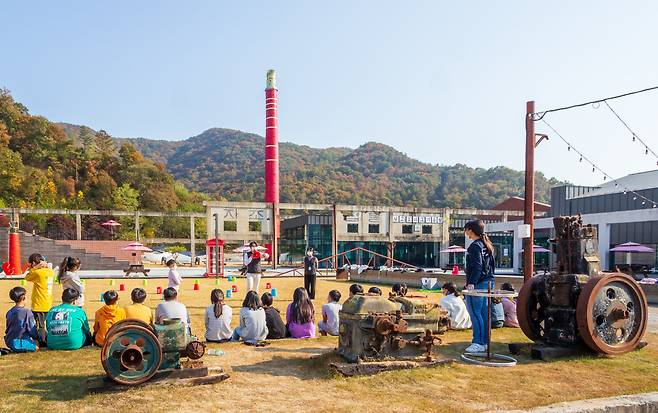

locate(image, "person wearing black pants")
[[303, 248, 318, 299]]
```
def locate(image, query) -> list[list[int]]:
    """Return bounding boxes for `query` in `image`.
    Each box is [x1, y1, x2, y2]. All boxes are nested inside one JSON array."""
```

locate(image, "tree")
[[112, 183, 140, 211]]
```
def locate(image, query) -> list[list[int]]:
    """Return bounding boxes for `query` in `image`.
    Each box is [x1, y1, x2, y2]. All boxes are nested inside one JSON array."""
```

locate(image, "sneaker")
[[464, 343, 484, 353]]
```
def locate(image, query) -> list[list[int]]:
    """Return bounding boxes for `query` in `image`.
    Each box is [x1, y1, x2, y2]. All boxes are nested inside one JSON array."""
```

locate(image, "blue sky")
[[2, 1, 658, 186]]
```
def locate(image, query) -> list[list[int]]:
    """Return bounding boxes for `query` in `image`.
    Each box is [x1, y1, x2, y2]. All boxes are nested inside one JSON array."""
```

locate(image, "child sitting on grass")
[[46, 288, 92, 350], [231, 291, 268, 344], [124, 288, 153, 325], [348, 283, 363, 299], [286, 287, 316, 338], [205, 289, 233, 342], [367, 286, 382, 296], [25, 253, 54, 346], [261, 292, 286, 339], [93, 290, 126, 346], [4, 286, 39, 352], [318, 290, 342, 336], [58, 256, 84, 307]]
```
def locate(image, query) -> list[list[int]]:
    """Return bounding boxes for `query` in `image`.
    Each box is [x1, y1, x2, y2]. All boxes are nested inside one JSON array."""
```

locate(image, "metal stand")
[[461, 287, 518, 367]]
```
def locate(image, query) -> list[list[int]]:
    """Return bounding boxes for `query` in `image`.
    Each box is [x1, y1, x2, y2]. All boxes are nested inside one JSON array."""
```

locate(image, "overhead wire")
[[531, 85, 658, 120], [540, 119, 657, 208], [602, 100, 658, 165]]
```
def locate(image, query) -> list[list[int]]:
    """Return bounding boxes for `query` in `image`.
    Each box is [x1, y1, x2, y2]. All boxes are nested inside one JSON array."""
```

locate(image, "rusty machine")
[[517, 216, 648, 354], [97, 319, 226, 388], [337, 293, 449, 363]]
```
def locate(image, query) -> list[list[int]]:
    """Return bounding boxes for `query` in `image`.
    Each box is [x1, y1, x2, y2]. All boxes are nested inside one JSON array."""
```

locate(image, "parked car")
[[142, 250, 192, 265], [142, 250, 172, 264]]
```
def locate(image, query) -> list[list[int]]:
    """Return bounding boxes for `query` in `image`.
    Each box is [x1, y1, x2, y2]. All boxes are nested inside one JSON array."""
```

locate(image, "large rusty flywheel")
[[517, 277, 547, 342], [576, 273, 648, 355]]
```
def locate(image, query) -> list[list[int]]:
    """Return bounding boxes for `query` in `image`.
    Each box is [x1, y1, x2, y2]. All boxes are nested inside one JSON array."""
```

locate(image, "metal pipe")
[[265, 70, 279, 204], [523, 100, 536, 282], [214, 213, 219, 276]]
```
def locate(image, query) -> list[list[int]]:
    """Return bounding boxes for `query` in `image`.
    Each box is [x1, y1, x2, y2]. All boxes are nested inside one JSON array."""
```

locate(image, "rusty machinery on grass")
[[337, 293, 450, 362], [518, 215, 648, 355], [100, 318, 210, 385]]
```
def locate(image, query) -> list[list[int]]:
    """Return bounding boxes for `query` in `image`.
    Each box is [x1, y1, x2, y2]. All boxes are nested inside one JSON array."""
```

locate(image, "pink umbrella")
[[122, 242, 152, 265], [233, 244, 267, 253], [122, 242, 152, 252], [441, 245, 466, 267], [101, 219, 122, 238], [440, 245, 467, 253], [521, 245, 551, 253]]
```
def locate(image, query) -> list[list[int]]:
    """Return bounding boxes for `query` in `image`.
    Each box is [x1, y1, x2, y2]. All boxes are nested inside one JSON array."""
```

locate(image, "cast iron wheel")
[[517, 276, 547, 342], [101, 325, 163, 385], [105, 319, 153, 341], [576, 273, 648, 355]]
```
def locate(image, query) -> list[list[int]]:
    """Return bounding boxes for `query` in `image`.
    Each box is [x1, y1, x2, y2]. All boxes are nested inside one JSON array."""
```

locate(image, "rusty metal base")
[[329, 358, 454, 377], [508, 340, 649, 361], [87, 367, 229, 392]]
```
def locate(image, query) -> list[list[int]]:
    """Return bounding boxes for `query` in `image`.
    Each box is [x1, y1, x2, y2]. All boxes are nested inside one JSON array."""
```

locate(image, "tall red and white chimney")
[[265, 70, 279, 203]]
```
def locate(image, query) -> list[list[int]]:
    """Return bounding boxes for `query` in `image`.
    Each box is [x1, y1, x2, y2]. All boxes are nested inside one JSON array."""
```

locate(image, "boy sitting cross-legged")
[[4, 286, 39, 352], [93, 290, 126, 346]]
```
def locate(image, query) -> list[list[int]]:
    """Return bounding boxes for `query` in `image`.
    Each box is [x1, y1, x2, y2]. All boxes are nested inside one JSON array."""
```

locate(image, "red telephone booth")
[[206, 239, 225, 277]]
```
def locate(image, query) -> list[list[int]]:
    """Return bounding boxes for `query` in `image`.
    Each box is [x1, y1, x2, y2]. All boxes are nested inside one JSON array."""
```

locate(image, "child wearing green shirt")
[[46, 288, 92, 350]]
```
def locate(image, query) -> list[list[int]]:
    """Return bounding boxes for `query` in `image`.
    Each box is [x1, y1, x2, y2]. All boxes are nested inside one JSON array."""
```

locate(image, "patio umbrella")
[[440, 245, 467, 253], [610, 242, 655, 265], [440, 245, 466, 266], [122, 242, 152, 252], [122, 242, 152, 265], [521, 245, 551, 253], [101, 220, 121, 238], [232, 244, 267, 253]]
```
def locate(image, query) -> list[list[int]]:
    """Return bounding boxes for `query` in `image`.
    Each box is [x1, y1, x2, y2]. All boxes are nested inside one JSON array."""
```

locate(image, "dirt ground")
[[0, 277, 657, 413]]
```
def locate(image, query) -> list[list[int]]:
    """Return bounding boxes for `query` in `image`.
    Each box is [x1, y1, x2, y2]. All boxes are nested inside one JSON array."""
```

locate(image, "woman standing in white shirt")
[[439, 282, 472, 329]]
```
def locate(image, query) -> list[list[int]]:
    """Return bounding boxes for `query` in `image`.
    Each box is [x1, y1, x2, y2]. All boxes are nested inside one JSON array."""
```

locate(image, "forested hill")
[[61, 125, 561, 209]]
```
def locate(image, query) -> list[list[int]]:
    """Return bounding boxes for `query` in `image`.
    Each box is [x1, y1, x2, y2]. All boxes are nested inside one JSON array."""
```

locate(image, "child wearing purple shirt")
[[286, 287, 316, 338]]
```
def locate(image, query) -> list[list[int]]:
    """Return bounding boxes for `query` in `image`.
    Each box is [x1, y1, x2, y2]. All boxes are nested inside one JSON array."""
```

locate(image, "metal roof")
[[570, 169, 658, 199]]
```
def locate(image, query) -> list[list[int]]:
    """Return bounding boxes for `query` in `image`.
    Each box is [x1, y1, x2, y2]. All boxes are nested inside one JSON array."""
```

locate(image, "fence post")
[[190, 216, 196, 267], [75, 213, 82, 240]]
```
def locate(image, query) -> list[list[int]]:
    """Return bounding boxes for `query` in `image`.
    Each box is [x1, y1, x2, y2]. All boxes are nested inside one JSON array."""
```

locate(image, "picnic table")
[[123, 264, 151, 277]]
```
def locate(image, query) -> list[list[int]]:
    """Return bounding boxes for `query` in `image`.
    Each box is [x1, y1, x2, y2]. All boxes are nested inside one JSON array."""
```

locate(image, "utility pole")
[[523, 101, 535, 282]]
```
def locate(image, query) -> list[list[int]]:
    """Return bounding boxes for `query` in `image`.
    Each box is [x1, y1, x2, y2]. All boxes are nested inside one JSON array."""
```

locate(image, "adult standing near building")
[[246, 241, 268, 292], [463, 220, 495, 354], [303, 248, 319, 299]]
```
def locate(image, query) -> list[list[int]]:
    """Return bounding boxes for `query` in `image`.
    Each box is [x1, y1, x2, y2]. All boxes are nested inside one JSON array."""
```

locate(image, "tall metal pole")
[[332, 204, 338, 270], [214, 213, 220, 275], [523, 100, 535, 282], [265, 70, 279, 204], [271, 202, 278, 270]]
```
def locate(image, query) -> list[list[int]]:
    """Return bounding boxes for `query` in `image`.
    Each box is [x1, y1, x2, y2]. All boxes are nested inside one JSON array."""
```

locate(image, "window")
[[422, 225, 433, 234], [249, 221, 262, 232], [347, 223, 359, 233], [224, 221, 237, 231], [402, 225, 413, 234], [368, 224, 380, 234]]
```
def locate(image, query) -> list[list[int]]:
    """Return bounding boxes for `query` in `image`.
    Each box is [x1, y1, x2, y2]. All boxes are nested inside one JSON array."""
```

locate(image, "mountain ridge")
[[57, 123, 564, 208]]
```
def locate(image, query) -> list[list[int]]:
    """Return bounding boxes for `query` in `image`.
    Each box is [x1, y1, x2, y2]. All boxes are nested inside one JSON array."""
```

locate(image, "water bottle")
[[206, 349, 225, 356]]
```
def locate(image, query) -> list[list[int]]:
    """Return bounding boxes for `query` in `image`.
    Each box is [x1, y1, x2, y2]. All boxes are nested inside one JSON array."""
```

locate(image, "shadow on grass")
[[232, 352, 341, 380], [255, 346, 334, 355], [11, 374, 90, 401], [437, 340, 605, 365]]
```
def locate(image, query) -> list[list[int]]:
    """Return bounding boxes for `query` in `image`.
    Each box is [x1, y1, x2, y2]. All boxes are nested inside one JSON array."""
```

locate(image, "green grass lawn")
[[0, 277, 656, 413]]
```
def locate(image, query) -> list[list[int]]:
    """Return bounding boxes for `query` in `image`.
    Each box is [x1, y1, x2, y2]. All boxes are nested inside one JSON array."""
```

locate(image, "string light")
[[541, 119, 658, 209], [604, 100, 658, 164]]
